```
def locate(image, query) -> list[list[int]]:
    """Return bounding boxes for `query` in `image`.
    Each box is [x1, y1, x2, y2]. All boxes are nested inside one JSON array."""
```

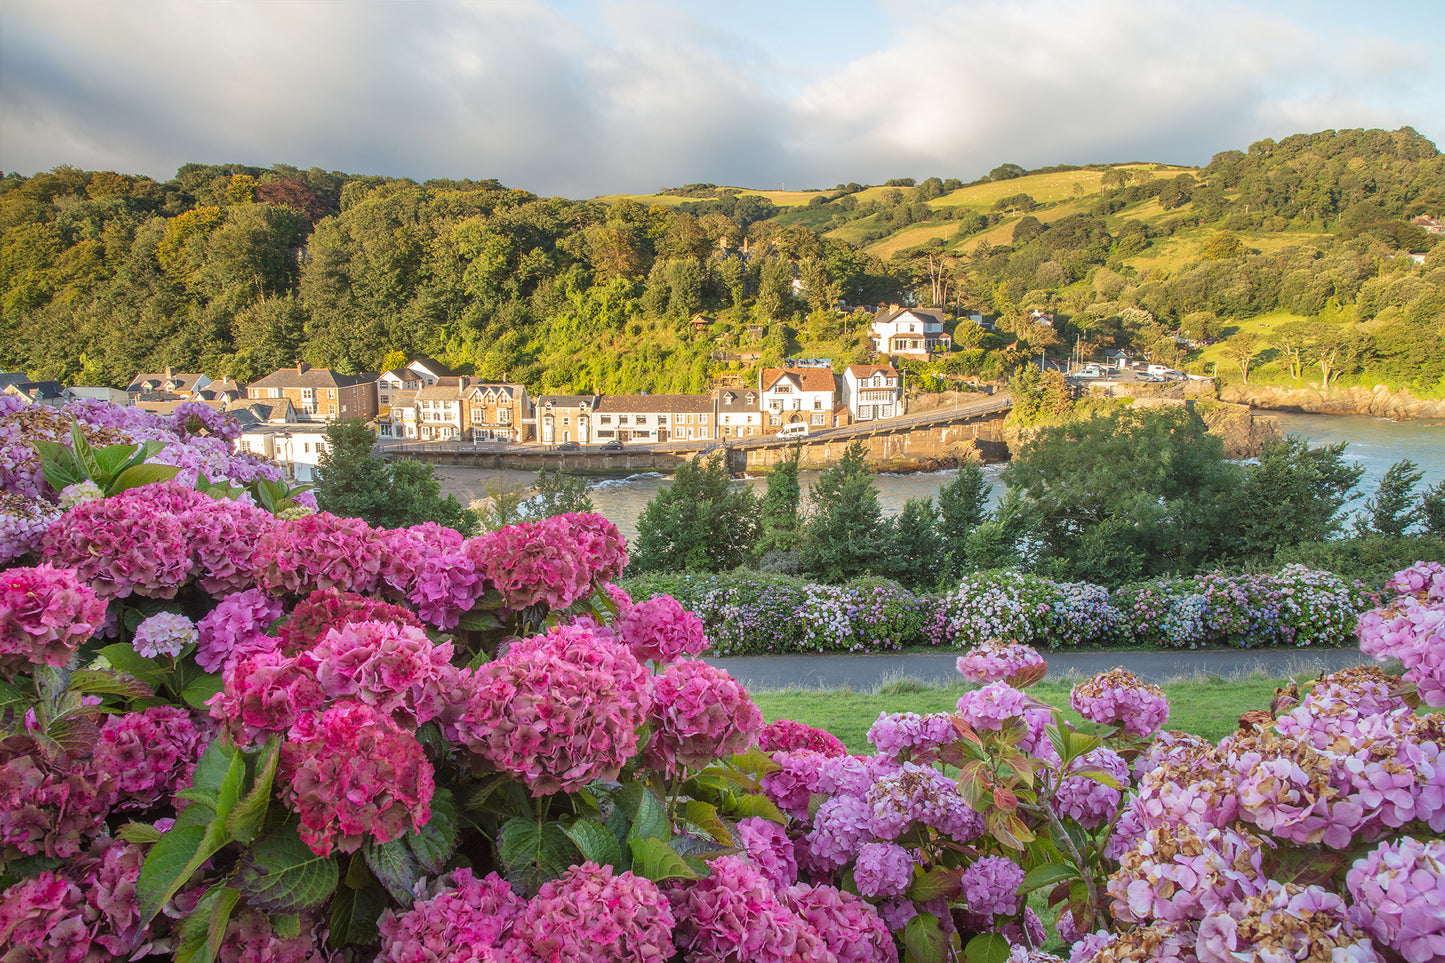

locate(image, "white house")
[[594, 395, 716, 443], [236, 424, 332, 484], [842, 365, 904, 423], [536, 396, 599, 445], [415, 380, 468, 440], [759, 364, 836, 432], [869, 307, 952, 359]]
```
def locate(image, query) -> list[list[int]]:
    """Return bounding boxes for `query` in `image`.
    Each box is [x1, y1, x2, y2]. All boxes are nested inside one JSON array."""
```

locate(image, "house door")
[[658, 428, 669, 442]]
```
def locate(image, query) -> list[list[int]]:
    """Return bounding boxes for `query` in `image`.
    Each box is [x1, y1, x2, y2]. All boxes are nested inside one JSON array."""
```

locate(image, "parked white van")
[[777, 423, 809, 439]]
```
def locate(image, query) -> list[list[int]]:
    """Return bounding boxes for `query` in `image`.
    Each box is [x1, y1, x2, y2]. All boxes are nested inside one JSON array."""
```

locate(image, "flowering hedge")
[[2, 398, 1442, 963]]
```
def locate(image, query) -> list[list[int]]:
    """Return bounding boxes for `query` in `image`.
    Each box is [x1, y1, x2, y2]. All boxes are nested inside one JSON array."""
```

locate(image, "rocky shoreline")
[[1221, 383, 1445, 421]]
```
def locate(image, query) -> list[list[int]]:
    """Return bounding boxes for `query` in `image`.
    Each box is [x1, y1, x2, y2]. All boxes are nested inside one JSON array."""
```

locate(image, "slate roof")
[[249, 366, 374, 389], [595, 394, 715, 414]]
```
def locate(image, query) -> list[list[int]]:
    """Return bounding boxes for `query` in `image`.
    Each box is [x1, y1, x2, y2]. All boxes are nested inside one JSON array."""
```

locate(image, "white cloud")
[[1, 0, 1440, 194]]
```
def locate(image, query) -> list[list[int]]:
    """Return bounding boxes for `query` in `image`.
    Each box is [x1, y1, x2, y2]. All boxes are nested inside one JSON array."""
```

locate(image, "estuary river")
[[435, 411, 1445, 542]]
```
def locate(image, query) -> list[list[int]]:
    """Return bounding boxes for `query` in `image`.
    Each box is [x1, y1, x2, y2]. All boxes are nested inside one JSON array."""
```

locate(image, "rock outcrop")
[[1220, 384, 1445, 421]]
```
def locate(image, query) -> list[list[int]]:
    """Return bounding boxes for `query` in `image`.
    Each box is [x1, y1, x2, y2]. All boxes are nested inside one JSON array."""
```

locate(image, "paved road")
[[707, 648, 1377, 691]]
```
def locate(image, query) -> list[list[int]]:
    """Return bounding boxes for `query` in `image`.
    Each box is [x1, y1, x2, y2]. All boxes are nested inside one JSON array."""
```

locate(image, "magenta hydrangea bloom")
[[1387, 561, 1445, 600], [760, 749, 830, 822], [251, 512, 384, 596], [1070, 667, 1169, 738], [1358, 588, 1445, 708], [805, 794, 873, 871], [131, 611, 197, 658], [619, 594, 710, 664], [955, 640, 1046, 685], [92, 706, 210, 811], [215, 907, 334, 963], [0, 739, 115, 859], [171, 401, 242, 442], [455, 625, 651, 796], [866, 762, 984, 842], [1195, 883, 1379, 963], [736, 816, 800, 890], [956, 681, 1044, 732], [552, 512, 630, 584], [646, 659, 763, 775], [1054, 747, 1130, 830], [468, 519, 591, 612], [668, 854, 836, 963], [0, 837, 145, 962], [377, 868, 524, 963], [279, 699, 435, 857], [196, 588, 285, 673], [0, 564, 107, 678], [309, 620, 464, 727], [785, 883, 898, 963], [866, 711, 959, 760], [759, 719, 847, 758], [1346, 836, 1445, 963], [0, 491, 61, 564], [184, 495, 275, 595], [209, 649, 327, 745], [504, 862, 674, 963], [960, 855, 1025, 922], [854, 840, 914, 899], [42, 495, 192, 599], [277, 586, 423, 650], [407, 550, 487, 631]]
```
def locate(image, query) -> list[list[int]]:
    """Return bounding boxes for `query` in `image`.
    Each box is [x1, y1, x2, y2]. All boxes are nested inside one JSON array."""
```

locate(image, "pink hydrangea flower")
[[277, 586, 423, 650], [0, 739, 116, 859], [468, 519, 591, 612], [960, 855, 1025, 922], [91, 706, 210, 811], [1054, 747, 1130, 830], [503, 862, 674, 963], [955, 640, 1047, 685], [760, 749, 830, 822], [1387, 561, 1445, 600], [759, 719, 847, 758], [854, 841, 914, 899], [1195, 883, 1378, 963], [279, 699, 435, 857], [215, 907, 334, 963], [455, 625, 651, 796], [866, 711, 959, 760], [251, 513, 384, 596], [805, 795, 873, 871], [42, 494, 192, 599], [736, 816, 799, 890], [0, 564, 107, 677], [1070, 668, 1169, 738], [130, 611, 197, 658], [196, 588, 285, 673], [209, 649, 327, 745], [668, 855, 836, 963], [645, 659, 763, 776], [552, 512, 630, 584], [1358, 586, 1445, 707], [184, 495, 276, 595], [407, 550, 487, 631], [865, 762, 983, 842], [1106, 824, 1271, 925], [784, 883, 897, 963], [1346, 836, 1445, 963], [619, 594, 710, 664], [377, 868, 524, 963], [309, 620, 464, 727], [0, 837, 145, 962]]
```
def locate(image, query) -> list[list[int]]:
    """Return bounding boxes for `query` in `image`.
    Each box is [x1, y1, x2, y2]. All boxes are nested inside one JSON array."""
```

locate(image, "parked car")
[[600, 439, 624, 450], [1136, 373, 1164, 383], [556, 441, 580, 451], [1077, 365, 1103, 378]]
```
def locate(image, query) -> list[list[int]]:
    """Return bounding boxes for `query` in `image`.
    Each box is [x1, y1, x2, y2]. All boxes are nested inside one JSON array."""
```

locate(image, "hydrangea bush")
[[1, 398, 1440, 963]]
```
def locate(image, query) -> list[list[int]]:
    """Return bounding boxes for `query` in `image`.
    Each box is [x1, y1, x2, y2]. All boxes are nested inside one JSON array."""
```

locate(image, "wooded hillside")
[[2, 127, 1441, 394]]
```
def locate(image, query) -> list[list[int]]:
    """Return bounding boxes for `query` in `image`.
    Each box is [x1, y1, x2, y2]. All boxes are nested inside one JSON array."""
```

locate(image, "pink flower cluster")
[[737, 816, 800, 890], [1069, 667, 1170, 738], [1, 738, 115, 859], [251, 513, 385, 596], [1107, 823, 1271, 925], [196, 588, 285, 673], [92, 706, 210, 811], [646, 658, 763, 775], [1346, 836, 1445, 963], [960, 854, 1025, 922], [1195, 882, 1379, 963], [1054, 746, 1130, 830], [309, 620, 464, 727], [759, 719, 847, 757], [506, 862, 675, 963], [0, 564, 107, 677], [955, 640, 1047, 685], [668, 855, 841, 963], [210, 649, 327, 744], [42, 493, 192, 599], [866, 711, 959, 760], [853, 841, 914, 899], [276, 586, 423, 650], [185, 495, 276, 594], [0, 837, 145, 962], [786, 882, 896, 963], [455, 625, 651, 795], [279, 699, 435, 857], [215, 908, 334, 963], [473, 517, 593, 612], [620, 594, 711, 663], [1358, 566, 1445, 707], [373, 522, 465, 601], [0, 490, 61, 563], [378, 868, 523, 963], [170, 401, 241, 442]]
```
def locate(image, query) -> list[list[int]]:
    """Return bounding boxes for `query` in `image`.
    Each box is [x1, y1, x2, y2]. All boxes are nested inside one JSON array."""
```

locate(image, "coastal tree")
[[937, 460, 990, 575], [1356, 459, 1425, 537], [519, 468, 594, 521], [631, 453, 757, 573], [799, 441, 887, 582], [1226, 436, 1363, 561], [754, 445, 802, 560], [1422, 480, 1445, 538], [887, 497, 941, 588]]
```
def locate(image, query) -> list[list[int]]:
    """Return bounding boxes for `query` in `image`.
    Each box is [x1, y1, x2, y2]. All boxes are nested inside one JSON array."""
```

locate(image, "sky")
[[3, 0, 1443, 198]]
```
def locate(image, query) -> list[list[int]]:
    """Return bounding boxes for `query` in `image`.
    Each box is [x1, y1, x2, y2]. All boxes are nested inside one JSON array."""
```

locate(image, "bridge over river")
[[382, 394, 1013, 474]]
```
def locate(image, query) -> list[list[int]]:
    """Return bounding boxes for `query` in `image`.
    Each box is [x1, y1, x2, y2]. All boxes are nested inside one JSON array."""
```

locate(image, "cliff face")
[[1220, 384, 1445, 421]]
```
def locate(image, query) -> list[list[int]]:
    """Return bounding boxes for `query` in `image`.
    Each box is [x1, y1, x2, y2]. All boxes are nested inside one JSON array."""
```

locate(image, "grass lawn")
[[751, 674, 1289, 753]]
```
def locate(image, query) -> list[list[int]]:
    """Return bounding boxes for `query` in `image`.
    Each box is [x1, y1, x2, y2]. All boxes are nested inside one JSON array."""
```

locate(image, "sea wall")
[[1221, 383, 1445, 421]]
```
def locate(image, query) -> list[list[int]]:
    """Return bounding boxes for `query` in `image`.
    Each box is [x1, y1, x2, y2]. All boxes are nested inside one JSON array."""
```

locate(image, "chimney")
[[164, 366, 174, 380], [297, 362, 310, 374]]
